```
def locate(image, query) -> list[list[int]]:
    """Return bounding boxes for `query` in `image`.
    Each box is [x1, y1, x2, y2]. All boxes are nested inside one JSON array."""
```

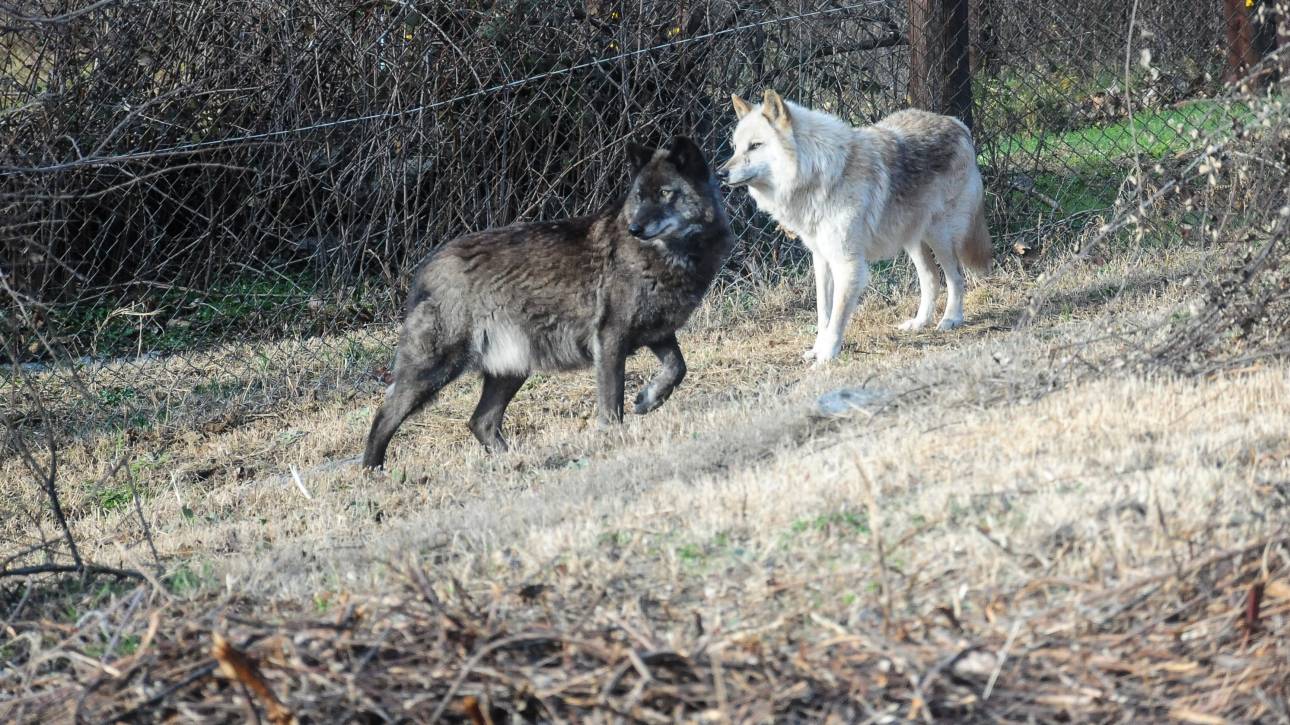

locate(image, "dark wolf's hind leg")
[[633, 334, 686, 415], [468, 373, 527, 452], [363, 351, 467, 469]]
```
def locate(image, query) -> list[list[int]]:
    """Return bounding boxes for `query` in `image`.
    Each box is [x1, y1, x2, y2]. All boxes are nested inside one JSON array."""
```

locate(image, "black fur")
[[362, 138, 733, 468]]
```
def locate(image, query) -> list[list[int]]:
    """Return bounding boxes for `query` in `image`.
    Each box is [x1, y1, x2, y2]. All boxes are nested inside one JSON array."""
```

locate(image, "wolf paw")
[[937, 317, 964, 331], [633, 390, 662, 415], [813, 349, 840, 364], [595, 413, 625, 430], [801, 347, 818, 361], [898, 318, 931, 331], [812, 334, 843, 362]]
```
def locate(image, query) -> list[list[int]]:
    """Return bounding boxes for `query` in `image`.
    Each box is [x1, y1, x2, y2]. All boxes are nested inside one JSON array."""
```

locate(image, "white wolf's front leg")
[[899, 243, 940, 331], [805, 249, 834, 360], [814, 257, 869, 363]]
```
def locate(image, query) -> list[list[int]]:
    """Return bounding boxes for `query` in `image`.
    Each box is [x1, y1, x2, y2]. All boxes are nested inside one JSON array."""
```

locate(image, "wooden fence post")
[[908, 0, 937, 111], [1224, 0, 1260, 83], [1272, 0, 1290, 82], [908, 0, 975, 129]]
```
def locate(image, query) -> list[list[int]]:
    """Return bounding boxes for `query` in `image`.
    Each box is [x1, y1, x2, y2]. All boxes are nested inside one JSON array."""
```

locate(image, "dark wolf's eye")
[[748, 142, 762, 152], [659, 188, 675, 202]]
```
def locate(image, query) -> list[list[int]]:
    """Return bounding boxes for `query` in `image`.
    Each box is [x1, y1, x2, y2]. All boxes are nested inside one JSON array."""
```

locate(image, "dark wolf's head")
[[621, 136, 724, 250]]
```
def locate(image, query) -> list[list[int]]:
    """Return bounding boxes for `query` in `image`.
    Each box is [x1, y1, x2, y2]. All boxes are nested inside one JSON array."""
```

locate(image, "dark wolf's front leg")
[[594, 332, 628, 427], [634, 333, 686, 415]]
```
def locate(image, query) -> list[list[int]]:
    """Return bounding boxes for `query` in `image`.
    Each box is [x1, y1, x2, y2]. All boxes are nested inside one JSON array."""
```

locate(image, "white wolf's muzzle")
[[717, 161, 759, 187]]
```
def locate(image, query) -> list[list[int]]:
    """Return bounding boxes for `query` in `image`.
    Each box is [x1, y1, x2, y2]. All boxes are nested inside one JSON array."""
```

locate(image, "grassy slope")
[[5, 240, 1282, 599], [5, 238, 1289, 719]]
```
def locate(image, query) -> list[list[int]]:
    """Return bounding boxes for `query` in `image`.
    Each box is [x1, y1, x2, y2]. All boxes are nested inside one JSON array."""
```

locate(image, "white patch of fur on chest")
[[642, 238, 698, 271], [748, 188, 778, 218], [751, 187, 814, 242], [478, 321, 532, 375]]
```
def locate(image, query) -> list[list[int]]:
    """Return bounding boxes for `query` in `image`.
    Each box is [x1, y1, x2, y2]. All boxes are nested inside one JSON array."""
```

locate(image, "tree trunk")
[[943, 0, 973, 129], [907, 0, 974, 129], [907, 0, 938, 111], [1224, 0, 1260, 84], [1273, 0, 1290, 83]]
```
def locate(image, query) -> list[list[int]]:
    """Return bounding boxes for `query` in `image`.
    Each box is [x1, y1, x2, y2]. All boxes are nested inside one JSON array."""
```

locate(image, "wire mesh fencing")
[[2, 0, 1285, 433]]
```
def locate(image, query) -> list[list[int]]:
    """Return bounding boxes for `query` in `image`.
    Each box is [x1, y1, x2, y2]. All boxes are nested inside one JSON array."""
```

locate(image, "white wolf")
[[717, 90, 991, 362]]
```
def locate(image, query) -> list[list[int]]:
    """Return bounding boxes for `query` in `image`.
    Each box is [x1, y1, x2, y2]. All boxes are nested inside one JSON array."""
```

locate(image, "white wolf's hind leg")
[[814, 258, 869, 363], [899, 243, 940, 331], [805, 250, 834, 360], [931, 243, 965, 330]]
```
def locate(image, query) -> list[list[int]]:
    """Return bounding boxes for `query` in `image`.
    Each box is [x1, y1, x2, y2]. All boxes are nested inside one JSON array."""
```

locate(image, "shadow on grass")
[[984, 265, 1187, 331]]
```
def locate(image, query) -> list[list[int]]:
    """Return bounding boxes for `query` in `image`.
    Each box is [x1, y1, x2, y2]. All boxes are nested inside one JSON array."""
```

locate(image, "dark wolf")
[[362, 136, 734, 468]]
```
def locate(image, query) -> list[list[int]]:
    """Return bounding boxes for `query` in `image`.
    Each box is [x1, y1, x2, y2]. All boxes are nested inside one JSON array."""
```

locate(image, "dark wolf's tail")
[[959, 192, 993, 275]]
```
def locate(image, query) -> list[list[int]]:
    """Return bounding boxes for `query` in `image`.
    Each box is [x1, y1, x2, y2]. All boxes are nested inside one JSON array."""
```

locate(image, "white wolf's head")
[[716, 89, 796, 190]]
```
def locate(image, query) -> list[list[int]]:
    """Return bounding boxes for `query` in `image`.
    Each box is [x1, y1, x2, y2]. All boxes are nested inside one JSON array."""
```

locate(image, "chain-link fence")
[[2, 0, 1285, 433]]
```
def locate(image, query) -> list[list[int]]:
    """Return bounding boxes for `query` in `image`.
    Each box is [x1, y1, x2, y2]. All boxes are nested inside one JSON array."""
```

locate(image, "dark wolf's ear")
[[626, 142, 654, 175], [666, 136, 709, 178], [730, 93, 753, 119], [761, 89, 791, 131]]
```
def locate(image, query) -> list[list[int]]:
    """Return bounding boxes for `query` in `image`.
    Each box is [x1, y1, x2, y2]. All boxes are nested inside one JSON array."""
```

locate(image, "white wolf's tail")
[[959, 192, 993, 275]]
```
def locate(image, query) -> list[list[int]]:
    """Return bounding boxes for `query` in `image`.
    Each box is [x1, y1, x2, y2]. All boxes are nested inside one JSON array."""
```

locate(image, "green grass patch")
[[776, 510, 872, 551], [85, 633, 140, 660], [991, 100, 1247, 163], [670, 529, 747, 568], [164, 562, 213, 597], [980, 87, 1265, 236], [789, 510, 870, 537], [676, 543, 704, 563], [86, 456, 165, 515], [97, 385, 139, 406], [88, 481, 134, 514], [9, 577, 139, 629], [993, 163, 1124, 236]]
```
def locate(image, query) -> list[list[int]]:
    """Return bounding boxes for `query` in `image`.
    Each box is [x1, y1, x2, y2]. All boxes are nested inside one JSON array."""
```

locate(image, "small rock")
[[813, 387, 888, 418], [952, 650, 998, 679]]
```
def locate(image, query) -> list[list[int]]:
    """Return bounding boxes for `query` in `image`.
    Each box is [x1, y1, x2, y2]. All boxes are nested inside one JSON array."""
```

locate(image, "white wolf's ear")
[[730, 94, 753, 119], [626, 142, 654, 175], [761, 89, 791, 131]]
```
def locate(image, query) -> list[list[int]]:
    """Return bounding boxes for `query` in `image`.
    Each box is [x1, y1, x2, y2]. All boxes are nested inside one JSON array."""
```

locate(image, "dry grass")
[[4, 240, 1289, 721], [1, 243, 1205, 590]]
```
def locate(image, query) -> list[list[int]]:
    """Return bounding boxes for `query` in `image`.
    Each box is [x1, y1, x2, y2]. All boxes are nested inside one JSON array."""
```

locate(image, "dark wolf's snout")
[[626, 210, 666, 241]]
